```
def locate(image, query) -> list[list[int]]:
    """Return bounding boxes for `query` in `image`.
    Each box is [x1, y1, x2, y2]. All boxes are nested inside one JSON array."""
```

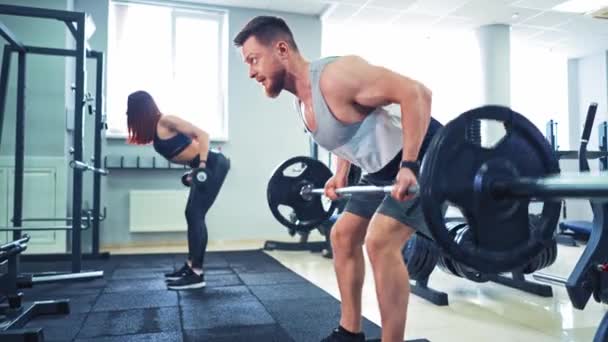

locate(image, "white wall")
[[207, 8, 322, 240], [511, 41, 569, 150]]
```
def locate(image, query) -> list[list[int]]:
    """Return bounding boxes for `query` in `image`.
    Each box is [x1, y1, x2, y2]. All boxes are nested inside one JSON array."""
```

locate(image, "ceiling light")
[[553, 0, 608, 13]]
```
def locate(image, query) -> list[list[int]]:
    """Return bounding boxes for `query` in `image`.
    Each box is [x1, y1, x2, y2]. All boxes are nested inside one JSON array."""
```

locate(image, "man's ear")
[[276, 41, 289, 58]]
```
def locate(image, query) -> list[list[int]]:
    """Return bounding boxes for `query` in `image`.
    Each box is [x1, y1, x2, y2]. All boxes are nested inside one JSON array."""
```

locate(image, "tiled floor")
[[107, 239, 607, 341]]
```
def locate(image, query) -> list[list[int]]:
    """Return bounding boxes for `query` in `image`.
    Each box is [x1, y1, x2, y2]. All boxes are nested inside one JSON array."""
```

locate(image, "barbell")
[[69, 160, 109, 175], [299, 172, 608, 199], [300, 184, 419, 199], [267, 105, 608, 274]]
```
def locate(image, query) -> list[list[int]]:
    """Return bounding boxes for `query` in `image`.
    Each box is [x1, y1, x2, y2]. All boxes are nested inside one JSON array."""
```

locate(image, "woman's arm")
[[159, 115, 209, 167]]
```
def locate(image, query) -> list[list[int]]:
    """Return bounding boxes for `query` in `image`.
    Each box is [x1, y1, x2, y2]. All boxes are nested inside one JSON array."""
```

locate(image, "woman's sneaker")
[[167, 268, 206, 290], [164, 262, 190, 281]]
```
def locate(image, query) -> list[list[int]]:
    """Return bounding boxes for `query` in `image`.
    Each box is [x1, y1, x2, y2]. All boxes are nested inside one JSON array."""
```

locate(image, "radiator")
[[129, 190, 189, 232]]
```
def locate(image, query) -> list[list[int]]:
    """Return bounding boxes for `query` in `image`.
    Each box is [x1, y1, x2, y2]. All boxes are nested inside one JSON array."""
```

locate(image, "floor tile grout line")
[[178, 287, 187, 342], [71, 267, 115, 341], [231, 254, 299, 342]]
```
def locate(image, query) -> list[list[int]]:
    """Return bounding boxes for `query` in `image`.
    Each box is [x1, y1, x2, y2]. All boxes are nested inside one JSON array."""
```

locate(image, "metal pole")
[[32, 270, 103, 284], [13, 51, 25, 242], [600, 122, 607, 171], [92, 51, 103, 256], [0, 4, 81, 21], [545, 119, 557, 151], [532, 273, 567, 286], [10, 50, 25, 278], [579, 103, 597, 172], [0, 45, 12, 148], [71, 14, 86, 273], [24, 45, 78, 57], [0, 21, 25, 52]]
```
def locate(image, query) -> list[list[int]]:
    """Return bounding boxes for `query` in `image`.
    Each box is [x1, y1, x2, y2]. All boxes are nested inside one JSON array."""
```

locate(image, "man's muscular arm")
[[319, 56, 432, 200]]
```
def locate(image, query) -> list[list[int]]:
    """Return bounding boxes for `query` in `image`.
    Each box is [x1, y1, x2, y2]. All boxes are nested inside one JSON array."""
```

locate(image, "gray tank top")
[[296, 56, 403, 173]]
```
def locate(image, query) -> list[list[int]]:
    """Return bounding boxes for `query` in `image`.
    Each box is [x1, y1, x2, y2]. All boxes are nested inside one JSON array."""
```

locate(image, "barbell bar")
[[301, 184, 420, 199], [69, 160, 109, 175], [300, 173, 608, 202], [493, 174, 608, 199]]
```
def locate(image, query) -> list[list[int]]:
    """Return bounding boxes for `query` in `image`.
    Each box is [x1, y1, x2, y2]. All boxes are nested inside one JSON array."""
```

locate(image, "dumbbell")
[[184, 167, 211, 191], [181, 169, 209, 186], [181, 171, 192, 187]]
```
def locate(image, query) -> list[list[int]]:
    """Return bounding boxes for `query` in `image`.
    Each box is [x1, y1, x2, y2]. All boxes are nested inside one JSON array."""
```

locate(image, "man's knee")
[[365, 217, 415, 263], [330, 214, 368, 255], [365, 232, 391, 263], [330, 226, 363, 253]]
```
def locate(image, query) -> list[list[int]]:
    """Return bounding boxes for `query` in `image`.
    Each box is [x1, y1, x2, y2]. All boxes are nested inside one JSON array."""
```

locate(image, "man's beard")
[[264, 69, 286, 98]]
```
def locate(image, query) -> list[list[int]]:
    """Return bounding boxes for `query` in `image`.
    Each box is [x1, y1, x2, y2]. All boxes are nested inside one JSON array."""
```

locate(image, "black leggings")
[[185, 150, 230, 269]]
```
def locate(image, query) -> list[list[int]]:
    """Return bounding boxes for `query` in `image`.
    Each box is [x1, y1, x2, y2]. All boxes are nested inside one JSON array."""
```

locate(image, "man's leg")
[[365, 213, 415, 342], [368, 194, 427, 342], [330, 212, 369, 333]]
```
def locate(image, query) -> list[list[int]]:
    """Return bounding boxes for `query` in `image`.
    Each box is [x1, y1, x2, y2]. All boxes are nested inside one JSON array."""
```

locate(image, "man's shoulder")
[[319, 55, 365, 89], [320, 55, 367, 77], [313, 55, 362, 67]]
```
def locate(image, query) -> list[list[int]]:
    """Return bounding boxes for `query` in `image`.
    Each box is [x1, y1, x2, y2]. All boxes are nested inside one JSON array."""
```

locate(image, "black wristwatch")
[[400, 160, 420, 175]]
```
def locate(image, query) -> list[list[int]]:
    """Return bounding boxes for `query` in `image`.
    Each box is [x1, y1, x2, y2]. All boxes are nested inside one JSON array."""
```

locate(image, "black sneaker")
[[321, 326, 365, 342], [167, 268, 205, 290], [165, 262, 190, 281]]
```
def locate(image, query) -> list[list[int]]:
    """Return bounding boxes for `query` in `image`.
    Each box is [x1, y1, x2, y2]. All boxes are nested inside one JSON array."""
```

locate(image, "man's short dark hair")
[[233, 16, 299, 52]]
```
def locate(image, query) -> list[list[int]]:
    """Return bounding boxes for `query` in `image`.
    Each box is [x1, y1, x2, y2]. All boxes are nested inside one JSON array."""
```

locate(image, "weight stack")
[[522, 241, 558, 274], [402, 234, 439, 281], [436, 222, 489, 283], [522, 214, 558, 273], [437, 218, 559, 280]]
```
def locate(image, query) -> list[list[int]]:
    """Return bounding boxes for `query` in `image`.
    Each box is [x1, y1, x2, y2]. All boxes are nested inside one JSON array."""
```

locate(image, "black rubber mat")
[[5, 250, 423, 341]]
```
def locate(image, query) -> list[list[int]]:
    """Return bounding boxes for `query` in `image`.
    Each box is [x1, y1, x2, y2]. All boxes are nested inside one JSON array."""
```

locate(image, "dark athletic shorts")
[[343, 118, 444, 236]]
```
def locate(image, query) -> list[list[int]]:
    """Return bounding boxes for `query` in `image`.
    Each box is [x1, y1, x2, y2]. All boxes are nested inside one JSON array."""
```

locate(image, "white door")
[[8, 167, 67, 253]]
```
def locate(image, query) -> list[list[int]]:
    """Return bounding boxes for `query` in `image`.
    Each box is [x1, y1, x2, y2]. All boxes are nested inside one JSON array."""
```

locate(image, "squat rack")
[[0, 4, 108, 282]]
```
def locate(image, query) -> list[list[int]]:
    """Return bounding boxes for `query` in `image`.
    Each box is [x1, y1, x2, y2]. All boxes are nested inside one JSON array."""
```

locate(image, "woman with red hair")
[[126, 90, 230, 290]]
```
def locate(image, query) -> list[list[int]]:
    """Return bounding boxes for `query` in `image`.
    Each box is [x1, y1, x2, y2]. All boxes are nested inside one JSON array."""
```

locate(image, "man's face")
[[241, 36, 286, 98]]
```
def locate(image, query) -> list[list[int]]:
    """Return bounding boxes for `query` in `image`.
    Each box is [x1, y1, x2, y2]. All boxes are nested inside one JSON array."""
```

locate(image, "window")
[[107, 1, 228, 140]]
